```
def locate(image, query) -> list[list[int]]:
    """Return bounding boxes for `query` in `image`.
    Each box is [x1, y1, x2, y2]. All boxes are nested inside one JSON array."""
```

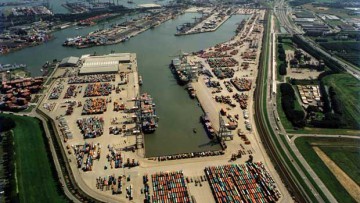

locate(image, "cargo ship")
[[0, 63, 26, 72], [170, 57, 191, 85], [200, 114, 216, 139], [138, 93, 158, 134]]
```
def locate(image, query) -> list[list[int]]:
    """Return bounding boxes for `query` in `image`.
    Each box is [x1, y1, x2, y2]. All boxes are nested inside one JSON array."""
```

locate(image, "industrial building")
[[59, 56, 80, 67], [78, 53, 132, 75]]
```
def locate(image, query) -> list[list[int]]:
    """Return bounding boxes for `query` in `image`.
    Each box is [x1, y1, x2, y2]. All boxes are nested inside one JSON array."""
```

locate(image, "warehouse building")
[[79, 53, 133, 75], [59, 56, 80, 67]]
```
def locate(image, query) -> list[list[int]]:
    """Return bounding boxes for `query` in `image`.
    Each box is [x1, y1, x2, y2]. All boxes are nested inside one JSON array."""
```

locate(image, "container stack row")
[[151, 171, 191, 203], [205, 162, 280, 203], [68, 74, 115, 84]]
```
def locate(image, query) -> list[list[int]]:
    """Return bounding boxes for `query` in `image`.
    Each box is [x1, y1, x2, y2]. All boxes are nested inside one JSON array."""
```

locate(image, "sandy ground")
[[314, 147, 360, 202], [38, 9, 292, 203]]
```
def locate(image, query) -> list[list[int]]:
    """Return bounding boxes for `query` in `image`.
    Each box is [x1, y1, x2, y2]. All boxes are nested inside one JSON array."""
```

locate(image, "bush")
[[278, 53, 286, 61], [280, 83, 295, 97], [328, 87, 342, 115], [0, 116, 16, 132], [280, 83, 306, 127], [319, 81, 331, 113], [279, 63, 287, 75]]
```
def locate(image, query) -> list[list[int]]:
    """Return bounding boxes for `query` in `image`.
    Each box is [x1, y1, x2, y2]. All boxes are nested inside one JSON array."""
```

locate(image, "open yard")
[[1, 114, 68, 203], [323, 73, 360, 129], [295, 137, 359, 203]]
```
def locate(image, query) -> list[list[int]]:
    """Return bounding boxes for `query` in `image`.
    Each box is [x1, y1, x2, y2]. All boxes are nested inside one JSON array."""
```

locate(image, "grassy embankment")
[[1, 114, 68, 203]]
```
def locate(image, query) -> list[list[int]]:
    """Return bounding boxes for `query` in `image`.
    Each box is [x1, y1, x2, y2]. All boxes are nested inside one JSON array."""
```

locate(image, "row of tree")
[[277, 43, 287, 76], [280, 83, 306, 127]]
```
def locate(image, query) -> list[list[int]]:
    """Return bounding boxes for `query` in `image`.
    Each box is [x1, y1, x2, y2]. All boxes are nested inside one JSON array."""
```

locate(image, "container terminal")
[[63, 8, 183, 48], [6, 6, 292, 203]]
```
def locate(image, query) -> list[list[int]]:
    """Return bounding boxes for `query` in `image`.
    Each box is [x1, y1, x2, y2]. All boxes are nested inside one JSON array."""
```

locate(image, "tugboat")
[[138, 76, 143, 86]]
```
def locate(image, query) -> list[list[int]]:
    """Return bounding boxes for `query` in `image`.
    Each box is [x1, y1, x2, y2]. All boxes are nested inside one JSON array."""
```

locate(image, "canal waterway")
[[0, 13, 249, 157]]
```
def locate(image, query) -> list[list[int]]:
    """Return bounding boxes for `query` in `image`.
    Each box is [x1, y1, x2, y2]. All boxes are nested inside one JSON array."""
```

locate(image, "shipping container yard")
[[205, 162, 281, 203], [151, 171, 192, 203]]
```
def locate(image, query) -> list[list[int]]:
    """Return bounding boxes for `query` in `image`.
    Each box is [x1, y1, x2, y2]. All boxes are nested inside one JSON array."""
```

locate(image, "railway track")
[[254, 11, 307, 203]]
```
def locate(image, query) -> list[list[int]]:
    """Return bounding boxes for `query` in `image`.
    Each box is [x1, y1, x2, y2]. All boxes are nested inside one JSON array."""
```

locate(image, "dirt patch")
[[313, 147, 360, 202]]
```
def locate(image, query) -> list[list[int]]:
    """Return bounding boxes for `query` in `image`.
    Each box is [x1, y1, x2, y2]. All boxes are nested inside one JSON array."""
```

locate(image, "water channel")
[[0, 12, 249, 157]]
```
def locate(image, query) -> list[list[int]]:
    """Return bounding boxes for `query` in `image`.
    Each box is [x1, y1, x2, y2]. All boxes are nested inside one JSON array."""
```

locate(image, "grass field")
[[1, 114, 68, 203], [281, 38, 295, 51], [323, 73, 360, 129], [295, 137, 358, 203], [321, 146, 360, 186]]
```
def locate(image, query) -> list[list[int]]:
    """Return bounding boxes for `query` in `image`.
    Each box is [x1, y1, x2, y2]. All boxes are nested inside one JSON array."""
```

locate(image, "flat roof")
[[60, 56, 79, 66], [79, 65, 118, 74], [79, 53, 133, 74]]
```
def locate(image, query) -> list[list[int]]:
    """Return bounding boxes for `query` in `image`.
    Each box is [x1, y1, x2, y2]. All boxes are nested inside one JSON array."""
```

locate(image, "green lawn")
[[321, 146, 360, 186], [323, 73, 360, 129], [295, 137, 357, 203], [282, 42, 295, 51], [1, 114, 68, 203]]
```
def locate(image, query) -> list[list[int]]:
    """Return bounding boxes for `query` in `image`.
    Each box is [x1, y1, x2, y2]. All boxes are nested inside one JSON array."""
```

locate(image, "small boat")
[[127, 0, 134, 3], [139, 76, 143, 85], [193, 128, 197, 133]]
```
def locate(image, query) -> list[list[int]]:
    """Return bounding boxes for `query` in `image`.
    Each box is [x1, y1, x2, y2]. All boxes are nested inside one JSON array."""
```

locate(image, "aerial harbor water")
[[0, 0, 172, 14], [0, 13, 249, 157]]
